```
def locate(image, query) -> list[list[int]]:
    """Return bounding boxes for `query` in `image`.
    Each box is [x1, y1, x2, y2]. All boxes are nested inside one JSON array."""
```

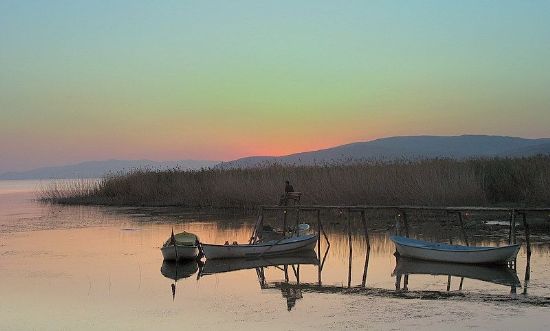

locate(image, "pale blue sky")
[[1, 1, 549, 171]]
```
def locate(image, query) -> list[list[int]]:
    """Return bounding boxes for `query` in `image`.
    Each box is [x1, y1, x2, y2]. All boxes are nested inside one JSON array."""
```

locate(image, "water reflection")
[[198, 251, 319, 311], [199, 251, 319, 276], [392, 257, 521, 291], [160, 260, 199, 300], [4, 180, 550, 330]]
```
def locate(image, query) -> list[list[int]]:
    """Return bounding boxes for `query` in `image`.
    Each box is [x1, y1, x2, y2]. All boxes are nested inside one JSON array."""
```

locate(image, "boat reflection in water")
[[199, 250, 319, 310], [160, 260, 200, 300], [392, 257, 521, 294], [199, 250, 319, 276]]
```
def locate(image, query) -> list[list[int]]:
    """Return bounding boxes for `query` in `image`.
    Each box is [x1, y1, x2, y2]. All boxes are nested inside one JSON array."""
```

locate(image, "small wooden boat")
[[200, 250, 319, 276], [392, 257, 521, 287], [390, 236, 520, 265], [201, 234, 318, 260], [161, 230, 200, 261]]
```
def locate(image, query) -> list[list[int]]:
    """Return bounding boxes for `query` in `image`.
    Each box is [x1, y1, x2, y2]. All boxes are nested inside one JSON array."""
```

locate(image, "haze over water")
[[1, 180, 549, 330]]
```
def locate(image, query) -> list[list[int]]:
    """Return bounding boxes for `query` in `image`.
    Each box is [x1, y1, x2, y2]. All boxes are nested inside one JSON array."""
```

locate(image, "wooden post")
[[250, 210, 264, 244], [395, 212, 400, 236], [284, 265, 289, 282], [511, 210, 516, 245], [347, 209, 353, 288], [361, 244, 370, 288], [521, 212, 531, 260], [317, 209, 322, 286], [445, 212, 453, 245], [320, 222, 330, 248], [508, 212, 512, 245], [402, 211, 410, 238], [316, 209, 321, 254], [395, 274, 402, 291], [523, 213, 531, 296], [259, 208, 264, 242], [282, 210, 288, 238], [456, 212, 469, 246], [361, 210, 370, 250], [446, 275, 452, 292], [295, 208, 300, 236]]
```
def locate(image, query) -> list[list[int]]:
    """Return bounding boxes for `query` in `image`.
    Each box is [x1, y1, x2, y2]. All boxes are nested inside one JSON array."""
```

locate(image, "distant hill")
[[219, 135, 550, 168], [0, 159, 220, 180], [4, 135, 549, 178], [499, 142, 550, 157]]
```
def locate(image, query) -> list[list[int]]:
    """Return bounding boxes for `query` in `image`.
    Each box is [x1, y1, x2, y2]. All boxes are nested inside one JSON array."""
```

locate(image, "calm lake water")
[[1, 180, 549, 330]]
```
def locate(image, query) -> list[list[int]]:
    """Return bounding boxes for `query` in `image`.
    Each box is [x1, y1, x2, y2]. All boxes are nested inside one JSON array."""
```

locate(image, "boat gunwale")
[[161, 243, 198, 248], [200, 234, 317, 249], [390, 236, 520, 253]]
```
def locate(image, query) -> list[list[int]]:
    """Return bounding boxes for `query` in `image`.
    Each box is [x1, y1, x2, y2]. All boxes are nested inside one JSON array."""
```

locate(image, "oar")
[[259, 236, 289, 257]]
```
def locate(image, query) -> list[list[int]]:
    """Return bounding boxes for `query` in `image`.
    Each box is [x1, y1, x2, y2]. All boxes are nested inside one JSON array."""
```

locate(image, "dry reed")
[[39, 156, 550, 208]]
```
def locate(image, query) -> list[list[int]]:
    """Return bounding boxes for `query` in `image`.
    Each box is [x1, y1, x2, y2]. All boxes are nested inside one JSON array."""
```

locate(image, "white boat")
[[201, 234, 318, 259], [390, 236, 520, 265], [161, 231, 200, 261]]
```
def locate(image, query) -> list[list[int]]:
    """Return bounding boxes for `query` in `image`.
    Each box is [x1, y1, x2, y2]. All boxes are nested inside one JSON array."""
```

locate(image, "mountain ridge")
[[3, 135, 550, 179], [219, 135, 550, 168]]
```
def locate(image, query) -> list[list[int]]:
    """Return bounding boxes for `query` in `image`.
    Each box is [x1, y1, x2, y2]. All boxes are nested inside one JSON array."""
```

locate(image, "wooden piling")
[[521, 212, 531, 260], [445, 212, 454, 245], [361, 210, 370, 250], [361, 245, 370, 288], [295, 208, 300, 236], [395, 274, 402, 291], [454, 211, 469, 246], [317, 209, 321, 254], [250, 210, 264, 244], [402, 211, 410, 238], [511, 210, 516, 245], [395, 213, 400, 236], [316, 209, 322, 286], [347, 209, 353, 288], [282, 210, 287, 237]]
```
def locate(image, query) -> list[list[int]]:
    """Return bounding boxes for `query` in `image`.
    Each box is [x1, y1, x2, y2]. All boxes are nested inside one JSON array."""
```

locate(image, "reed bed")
[[39, 156, 550, 208]]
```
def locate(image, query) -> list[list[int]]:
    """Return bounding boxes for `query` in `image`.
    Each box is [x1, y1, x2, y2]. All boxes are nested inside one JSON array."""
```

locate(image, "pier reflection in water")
[[159, 230, 534, 310]]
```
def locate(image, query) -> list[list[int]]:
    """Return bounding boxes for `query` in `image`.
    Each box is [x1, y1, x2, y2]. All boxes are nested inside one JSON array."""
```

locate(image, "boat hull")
[[202, 234, 318, 259], [161, 245, 199, 261], [391, 236, 520, 265]]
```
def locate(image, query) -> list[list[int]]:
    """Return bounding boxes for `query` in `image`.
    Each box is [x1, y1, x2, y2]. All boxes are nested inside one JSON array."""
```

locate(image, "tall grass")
[[39, 156, 550, 208], [38, 179, 101, 203]]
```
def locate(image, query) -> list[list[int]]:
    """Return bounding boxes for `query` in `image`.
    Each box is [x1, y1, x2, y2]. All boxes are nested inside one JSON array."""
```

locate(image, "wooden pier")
[[256, 204, 550, 294], [258, 204, 550, 253]]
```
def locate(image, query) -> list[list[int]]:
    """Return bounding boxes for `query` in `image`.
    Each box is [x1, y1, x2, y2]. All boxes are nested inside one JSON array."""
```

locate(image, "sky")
[[1, 1, 550, 172]]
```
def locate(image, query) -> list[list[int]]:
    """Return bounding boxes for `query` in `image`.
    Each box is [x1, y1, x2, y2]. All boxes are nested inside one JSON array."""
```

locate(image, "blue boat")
[[390, 236, 520, 265]]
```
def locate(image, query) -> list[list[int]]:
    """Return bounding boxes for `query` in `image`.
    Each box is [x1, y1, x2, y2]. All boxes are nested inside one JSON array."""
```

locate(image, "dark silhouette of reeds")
[[38, 156, 550, 208]]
